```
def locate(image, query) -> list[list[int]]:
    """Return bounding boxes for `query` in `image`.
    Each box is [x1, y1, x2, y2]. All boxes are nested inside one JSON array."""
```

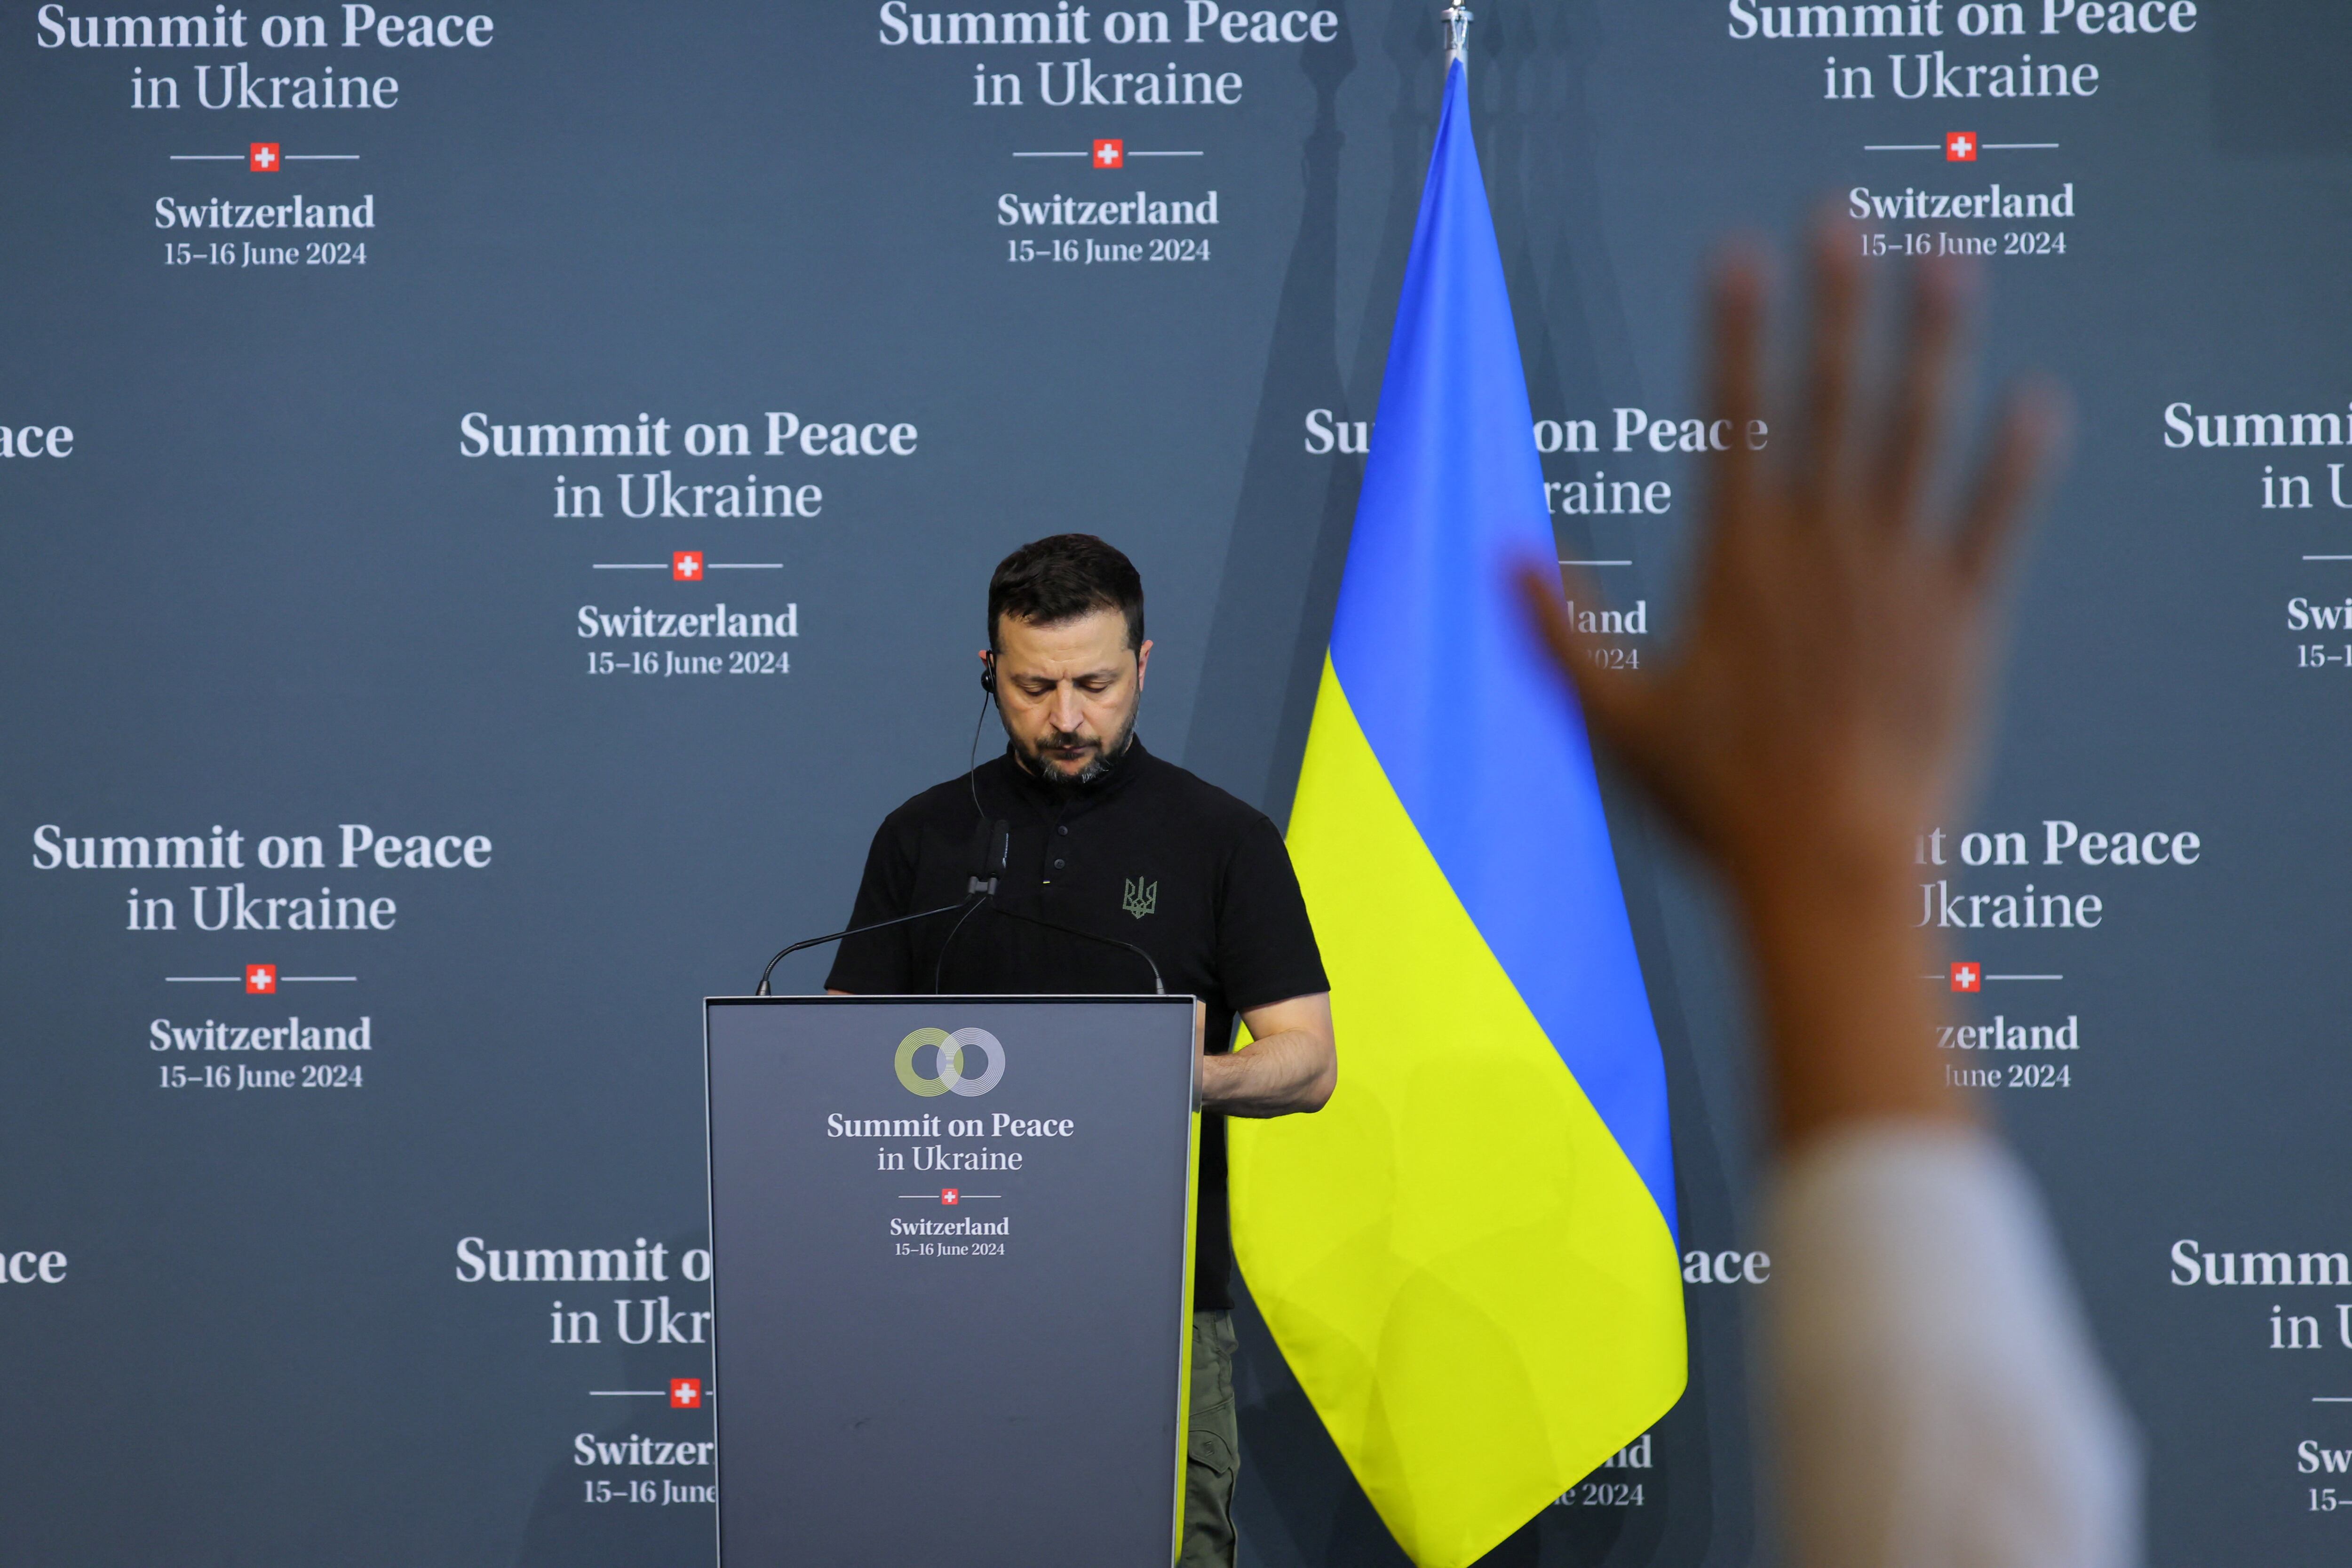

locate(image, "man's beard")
[[1013, 707, 1137, 787]]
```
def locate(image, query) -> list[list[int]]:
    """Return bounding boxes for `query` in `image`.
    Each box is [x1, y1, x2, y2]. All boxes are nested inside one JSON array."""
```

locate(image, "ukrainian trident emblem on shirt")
[[1121, 876, 1158, 920]]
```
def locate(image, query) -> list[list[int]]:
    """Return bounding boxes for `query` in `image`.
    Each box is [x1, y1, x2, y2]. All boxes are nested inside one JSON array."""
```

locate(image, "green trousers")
[[1181, 1310, 1239, 1568]]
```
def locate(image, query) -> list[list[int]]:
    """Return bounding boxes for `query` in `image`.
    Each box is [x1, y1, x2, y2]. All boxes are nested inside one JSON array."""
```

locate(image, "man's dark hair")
[[986, 534, 1145, 653]]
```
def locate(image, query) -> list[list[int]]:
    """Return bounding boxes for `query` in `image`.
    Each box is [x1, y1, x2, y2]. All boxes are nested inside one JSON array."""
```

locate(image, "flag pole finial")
[[1440, 1, 1472, 65]]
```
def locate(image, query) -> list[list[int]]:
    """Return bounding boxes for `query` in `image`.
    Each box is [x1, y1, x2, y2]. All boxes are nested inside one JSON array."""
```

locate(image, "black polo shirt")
[[825, 736, 1328, 1311]]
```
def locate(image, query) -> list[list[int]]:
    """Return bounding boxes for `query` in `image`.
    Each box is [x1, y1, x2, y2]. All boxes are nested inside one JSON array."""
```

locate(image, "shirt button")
[[1057, 825, 1069, 836], [1053, 858, 1066, 869]]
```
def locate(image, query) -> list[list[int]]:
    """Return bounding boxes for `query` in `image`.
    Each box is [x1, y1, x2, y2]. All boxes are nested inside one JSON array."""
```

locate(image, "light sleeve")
[[1764, 1122, 2143, 1568]]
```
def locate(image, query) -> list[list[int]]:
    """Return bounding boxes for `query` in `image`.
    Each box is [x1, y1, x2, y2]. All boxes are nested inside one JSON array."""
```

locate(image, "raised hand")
[[1519, 219, 2066, 1144]]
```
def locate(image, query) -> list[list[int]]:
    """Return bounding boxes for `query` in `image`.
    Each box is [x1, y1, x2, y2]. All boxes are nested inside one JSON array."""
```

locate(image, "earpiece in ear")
[[980, 654, 997, 695]]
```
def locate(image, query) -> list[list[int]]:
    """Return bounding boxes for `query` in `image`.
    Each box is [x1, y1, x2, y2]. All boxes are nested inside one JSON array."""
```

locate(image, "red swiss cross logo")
[[1950, 961, 1981, 993], [672, 550, 704, 581], [1093, 138, 1124, 169], [669, 1377, 703, 1409], [941, 1188, 960, 1205], [1945, 131, 1977, 162], [249, 142, 281, 172], [245, 963, 278, 995]]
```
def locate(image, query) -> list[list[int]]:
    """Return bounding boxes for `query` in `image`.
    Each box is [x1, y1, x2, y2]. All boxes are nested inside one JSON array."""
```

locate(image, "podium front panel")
[[705, 995, 1200, 1566]]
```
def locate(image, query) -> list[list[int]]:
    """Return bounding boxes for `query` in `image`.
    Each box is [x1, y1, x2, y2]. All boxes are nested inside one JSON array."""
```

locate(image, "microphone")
[[754, 898, 976, 996], [963, 818, 1165, 996], [982, 819, 1010, 890], [931, 819, 1011, 992]]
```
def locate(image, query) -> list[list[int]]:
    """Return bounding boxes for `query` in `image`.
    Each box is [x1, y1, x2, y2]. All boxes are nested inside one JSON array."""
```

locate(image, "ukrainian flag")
[[1228, 58, 1685, 1568]]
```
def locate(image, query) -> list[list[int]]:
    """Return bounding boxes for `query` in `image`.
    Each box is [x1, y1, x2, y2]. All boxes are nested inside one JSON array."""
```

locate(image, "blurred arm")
[[1519, 221, 2137, 1567], [1769, 1125, 2140, 1568]]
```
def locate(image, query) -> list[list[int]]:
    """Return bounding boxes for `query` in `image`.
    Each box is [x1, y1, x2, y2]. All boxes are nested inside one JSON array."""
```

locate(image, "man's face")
[[988, 607, 1152, 784]]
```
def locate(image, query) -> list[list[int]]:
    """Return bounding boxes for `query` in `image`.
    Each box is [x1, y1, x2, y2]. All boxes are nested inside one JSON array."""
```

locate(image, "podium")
[[704, 994, 1203, 1566]]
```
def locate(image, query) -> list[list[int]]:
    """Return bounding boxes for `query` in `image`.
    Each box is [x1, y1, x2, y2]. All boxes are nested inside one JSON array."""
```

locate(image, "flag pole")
[[1440, 0, 1472, 66]]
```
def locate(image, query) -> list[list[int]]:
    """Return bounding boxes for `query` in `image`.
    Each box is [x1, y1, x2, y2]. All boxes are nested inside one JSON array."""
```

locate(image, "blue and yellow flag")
[[1229, 58, 1685, 1568]]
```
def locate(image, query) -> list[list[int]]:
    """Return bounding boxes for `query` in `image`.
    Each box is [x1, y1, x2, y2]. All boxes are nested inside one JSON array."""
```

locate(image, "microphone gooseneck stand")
[[753, 900, 974, 997]]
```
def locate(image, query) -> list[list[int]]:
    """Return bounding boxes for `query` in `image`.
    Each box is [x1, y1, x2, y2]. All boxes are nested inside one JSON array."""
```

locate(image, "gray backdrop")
[[1, 1, 2345, 1563]]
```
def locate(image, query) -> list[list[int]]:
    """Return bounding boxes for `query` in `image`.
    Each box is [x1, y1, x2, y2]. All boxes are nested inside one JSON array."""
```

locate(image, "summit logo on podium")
[[894, 1027, 1007, 1098]]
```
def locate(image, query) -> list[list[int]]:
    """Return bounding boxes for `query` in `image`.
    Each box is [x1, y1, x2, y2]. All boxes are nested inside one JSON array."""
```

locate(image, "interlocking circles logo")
[[894, 1027, 1006, 1098]]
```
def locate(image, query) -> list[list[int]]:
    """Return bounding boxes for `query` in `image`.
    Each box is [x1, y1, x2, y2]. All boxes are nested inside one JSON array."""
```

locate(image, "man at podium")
[[825, 533, 1337, 1568]]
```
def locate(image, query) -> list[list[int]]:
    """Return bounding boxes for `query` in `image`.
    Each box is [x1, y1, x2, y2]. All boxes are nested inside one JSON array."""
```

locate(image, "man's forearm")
[[1202, 1027, 1335, 1117]]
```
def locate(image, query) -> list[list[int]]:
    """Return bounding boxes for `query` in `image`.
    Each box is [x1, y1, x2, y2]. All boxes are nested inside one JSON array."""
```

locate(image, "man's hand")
[[1518, 220, 2064, 1148], [1204, 992, 1335, 1117]]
